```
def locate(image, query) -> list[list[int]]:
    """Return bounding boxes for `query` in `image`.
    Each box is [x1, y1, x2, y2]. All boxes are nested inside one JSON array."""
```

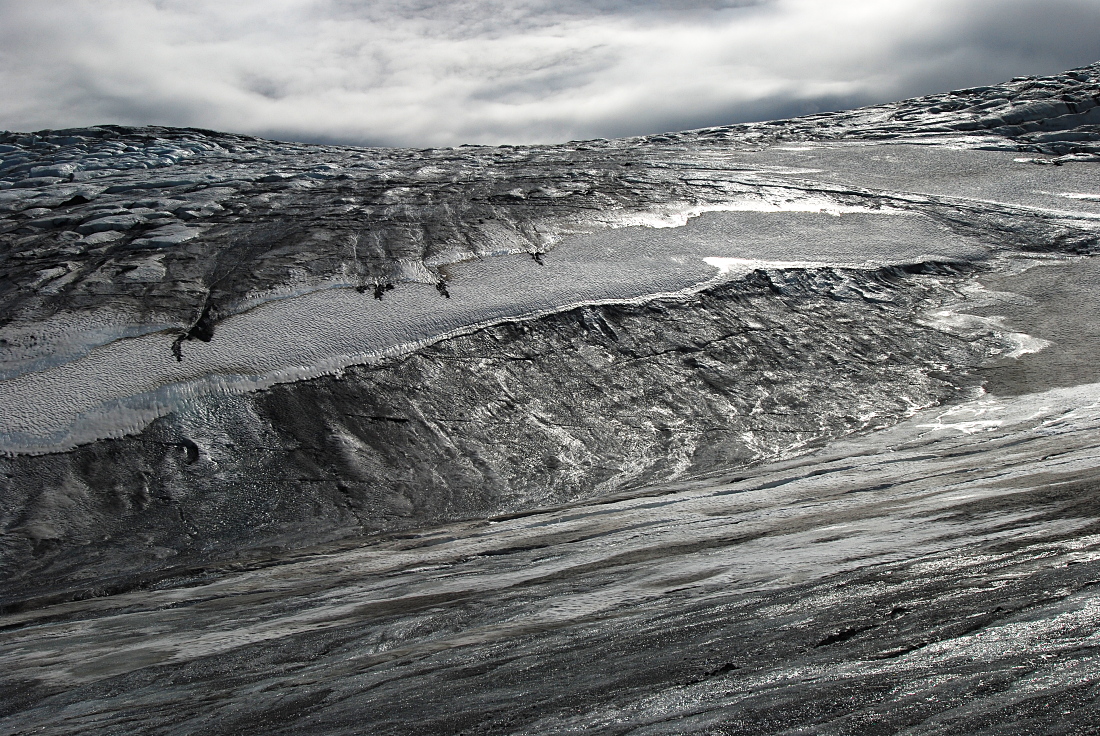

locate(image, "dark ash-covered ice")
[[2, 62, 1100, 735]]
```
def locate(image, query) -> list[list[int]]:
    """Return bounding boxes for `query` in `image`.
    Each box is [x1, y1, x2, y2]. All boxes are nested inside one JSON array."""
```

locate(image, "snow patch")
[[609, 198, 892, 230], [920, 310, 1051, 360], [703, 257, 820, 275], [1055, 192, 1100, 201]]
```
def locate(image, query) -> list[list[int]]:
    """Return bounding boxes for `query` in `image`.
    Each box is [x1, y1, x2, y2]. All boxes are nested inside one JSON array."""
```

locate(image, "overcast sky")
[[1, 0, 1099, 147]]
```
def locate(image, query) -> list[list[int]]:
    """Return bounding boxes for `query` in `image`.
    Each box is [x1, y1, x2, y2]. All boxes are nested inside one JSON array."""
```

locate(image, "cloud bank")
[[1, 0, 1099, 146]]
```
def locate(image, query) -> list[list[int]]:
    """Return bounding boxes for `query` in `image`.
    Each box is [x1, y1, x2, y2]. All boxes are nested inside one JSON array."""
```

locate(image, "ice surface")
[[3, 62, 1100, 735], [730, 143, 1100, 218], [3, 381, 1100, 733], [0, 209, 986, 454]]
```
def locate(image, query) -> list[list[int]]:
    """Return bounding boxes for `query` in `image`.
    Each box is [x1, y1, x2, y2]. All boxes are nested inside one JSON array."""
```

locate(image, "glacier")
[[2, 62, 1100, 734]]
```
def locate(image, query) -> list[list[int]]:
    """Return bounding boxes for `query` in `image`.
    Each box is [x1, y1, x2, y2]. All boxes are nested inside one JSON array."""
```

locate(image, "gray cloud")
[[0, 0, 1098, 147]]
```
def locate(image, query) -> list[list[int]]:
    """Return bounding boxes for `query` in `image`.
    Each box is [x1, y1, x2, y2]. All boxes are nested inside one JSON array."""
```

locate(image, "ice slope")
[[2, 60, 1100, 735], [2, 375, 1100, 735], [0, 208, 987, 454], [1, 145, 1098, 454], [0, 64, 1098, 454]]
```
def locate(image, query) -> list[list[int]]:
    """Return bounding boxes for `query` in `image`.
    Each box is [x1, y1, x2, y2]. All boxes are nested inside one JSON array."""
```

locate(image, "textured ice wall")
[[0, 210, 984, 454]]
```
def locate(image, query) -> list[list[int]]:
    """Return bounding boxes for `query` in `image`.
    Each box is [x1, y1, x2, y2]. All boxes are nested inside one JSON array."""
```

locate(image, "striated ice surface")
[[3, 60, 1100, 735], [4, 151, 1095, 455], [0, 208, 991, 454], [4, 63, 1100, 457], [3, 381, 1100, 733]]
